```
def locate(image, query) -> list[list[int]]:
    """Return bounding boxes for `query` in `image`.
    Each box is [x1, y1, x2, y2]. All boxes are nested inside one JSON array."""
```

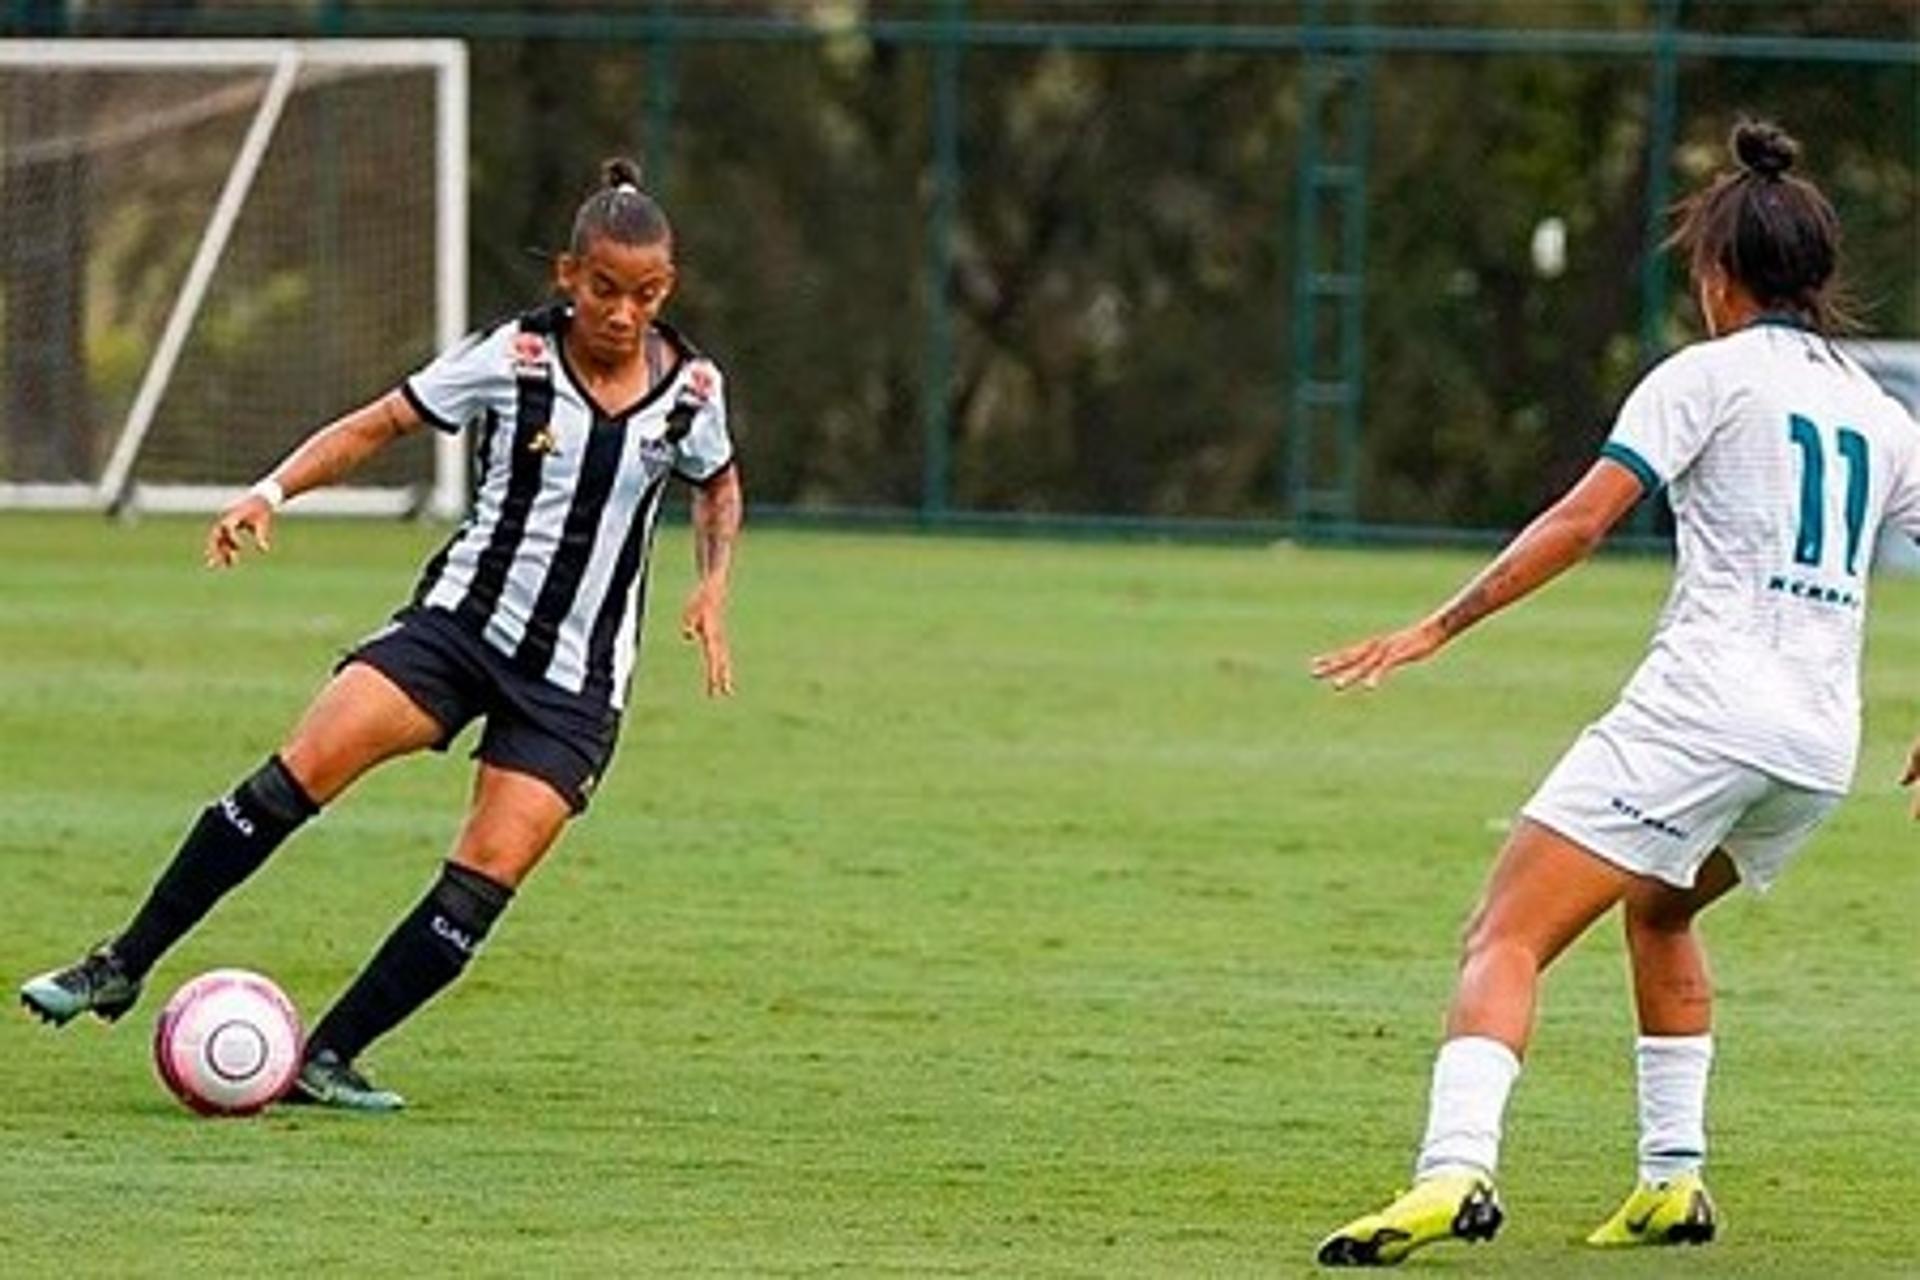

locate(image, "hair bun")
[[1732, 120, 1797, 180], [601, 156, 645, 193]]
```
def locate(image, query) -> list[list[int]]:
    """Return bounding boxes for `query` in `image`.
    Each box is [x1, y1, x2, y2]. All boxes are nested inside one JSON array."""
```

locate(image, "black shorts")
[[342, 606, 620, 814]]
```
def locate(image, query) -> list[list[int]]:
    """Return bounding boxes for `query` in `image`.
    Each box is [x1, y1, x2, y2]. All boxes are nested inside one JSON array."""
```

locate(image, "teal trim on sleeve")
[[1599, 441, 1662, 494]]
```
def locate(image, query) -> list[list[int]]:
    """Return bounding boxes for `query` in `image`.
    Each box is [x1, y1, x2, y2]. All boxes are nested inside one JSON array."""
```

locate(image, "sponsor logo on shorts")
[[1609, 796, 1689, 840]]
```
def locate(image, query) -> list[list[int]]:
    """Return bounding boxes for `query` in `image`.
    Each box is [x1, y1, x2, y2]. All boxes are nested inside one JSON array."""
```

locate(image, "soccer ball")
[[152, 969, 302, 1116]]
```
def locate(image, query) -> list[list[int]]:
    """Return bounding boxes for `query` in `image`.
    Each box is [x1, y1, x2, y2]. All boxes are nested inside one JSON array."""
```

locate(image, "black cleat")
[[20, 942, 143, 1027]]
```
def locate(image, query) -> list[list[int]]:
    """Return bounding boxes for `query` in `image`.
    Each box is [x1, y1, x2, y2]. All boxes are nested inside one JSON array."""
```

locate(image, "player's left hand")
[[681, 582, 734, 698], [1310, 619, 1447, 691], [1898, 737, 1920, 818]]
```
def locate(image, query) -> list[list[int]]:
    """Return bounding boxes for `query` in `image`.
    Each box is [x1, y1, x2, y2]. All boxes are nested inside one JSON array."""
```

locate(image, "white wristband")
[[249, 478, 286, 511]]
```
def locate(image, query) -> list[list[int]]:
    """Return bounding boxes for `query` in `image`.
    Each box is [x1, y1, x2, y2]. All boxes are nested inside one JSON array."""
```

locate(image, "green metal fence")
[[10, 2, 1918, 540]]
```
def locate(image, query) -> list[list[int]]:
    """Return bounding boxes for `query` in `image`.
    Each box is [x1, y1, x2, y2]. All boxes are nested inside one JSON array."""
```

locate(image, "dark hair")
[[568, 157, 672, 254], [1668, 119, 1854, 334]]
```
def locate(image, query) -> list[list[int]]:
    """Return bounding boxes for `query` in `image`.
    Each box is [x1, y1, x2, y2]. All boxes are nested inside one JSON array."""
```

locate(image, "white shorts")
[[1520, 721, 1841, 892]]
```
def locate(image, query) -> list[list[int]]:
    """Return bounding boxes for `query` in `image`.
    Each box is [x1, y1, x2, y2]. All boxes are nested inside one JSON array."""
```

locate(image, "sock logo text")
[[219, 796, 255, 837], [431, 914, 478, 956]]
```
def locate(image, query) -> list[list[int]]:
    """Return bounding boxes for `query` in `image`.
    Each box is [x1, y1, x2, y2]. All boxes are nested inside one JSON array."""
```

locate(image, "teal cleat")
[[20, 943, 143, 1027], [286, 1050, 406, 1113]]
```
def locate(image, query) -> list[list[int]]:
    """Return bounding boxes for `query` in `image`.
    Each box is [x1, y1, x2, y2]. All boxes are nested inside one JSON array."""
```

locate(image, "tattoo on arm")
[[1432, 511, 1598, 639], [1436, 567, 1511, 638], [693, 467, 743, 582], [273, 393, 415, 497], [1435, 588, 1489, 639]]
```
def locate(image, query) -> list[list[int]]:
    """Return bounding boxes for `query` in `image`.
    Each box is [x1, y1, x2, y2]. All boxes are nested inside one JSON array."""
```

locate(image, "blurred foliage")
[[11, 1, 1918, 525]]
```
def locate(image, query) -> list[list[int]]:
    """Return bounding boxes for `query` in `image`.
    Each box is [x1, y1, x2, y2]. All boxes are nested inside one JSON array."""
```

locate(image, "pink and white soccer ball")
[[152, 969, 302, 1116]]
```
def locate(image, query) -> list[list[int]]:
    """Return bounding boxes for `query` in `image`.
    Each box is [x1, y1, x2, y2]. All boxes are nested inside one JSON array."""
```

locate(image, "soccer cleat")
[[285, 1049, 406, 1112], [19, 942, 143, 1026], [1316, 1171, 1504, 1267], [1585, 1171, 1717, 1247]]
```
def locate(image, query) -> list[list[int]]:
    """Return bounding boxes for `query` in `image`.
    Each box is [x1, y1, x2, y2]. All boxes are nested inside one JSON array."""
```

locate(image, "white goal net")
[[0, 39, 467, 517]]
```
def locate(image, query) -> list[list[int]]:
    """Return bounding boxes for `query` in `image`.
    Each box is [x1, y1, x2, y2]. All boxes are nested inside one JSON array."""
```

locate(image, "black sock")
[[113, 755, 318, 978], [304, 862, 513, 1065]]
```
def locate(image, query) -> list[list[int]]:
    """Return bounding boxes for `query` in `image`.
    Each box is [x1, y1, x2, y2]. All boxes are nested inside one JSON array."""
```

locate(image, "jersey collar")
[[1746, 310, 1815, 333], [551, 309, 689, 421]]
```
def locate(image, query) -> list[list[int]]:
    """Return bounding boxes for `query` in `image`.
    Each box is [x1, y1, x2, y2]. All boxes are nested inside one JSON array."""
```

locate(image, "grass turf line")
[[0, 513, 1914, 1275]]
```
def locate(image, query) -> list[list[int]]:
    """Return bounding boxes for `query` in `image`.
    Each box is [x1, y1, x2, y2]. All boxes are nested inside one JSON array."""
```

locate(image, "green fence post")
[[1287, 0, 1371, 533], [645, 0, 678, 197], [1285, 3, 1323, 527], [921, 0, 963, 521], [16, 0, 67, 35], [318, 3, 346, 416], [1639, 0, 1681, 369], [1633, 0, 1681, 535]]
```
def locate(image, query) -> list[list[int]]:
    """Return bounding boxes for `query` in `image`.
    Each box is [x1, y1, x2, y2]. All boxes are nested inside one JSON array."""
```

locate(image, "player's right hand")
[[1899, 737, 1920, 819], [1310, 618, 1447, 691], [205, 495, 274, 569]]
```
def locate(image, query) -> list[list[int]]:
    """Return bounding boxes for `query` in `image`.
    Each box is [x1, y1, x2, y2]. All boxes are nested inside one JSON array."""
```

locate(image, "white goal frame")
[[0, 39, 468, 519]]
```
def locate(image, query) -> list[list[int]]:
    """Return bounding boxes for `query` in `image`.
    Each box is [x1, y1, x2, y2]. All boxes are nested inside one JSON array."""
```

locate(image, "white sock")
[[1637, 1033, 1713, 1184], [1413, 1035, 1521, 1180]]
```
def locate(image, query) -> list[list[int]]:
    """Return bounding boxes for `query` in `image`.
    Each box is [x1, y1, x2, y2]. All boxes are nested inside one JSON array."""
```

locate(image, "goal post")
[[0, 39, 468, 519]]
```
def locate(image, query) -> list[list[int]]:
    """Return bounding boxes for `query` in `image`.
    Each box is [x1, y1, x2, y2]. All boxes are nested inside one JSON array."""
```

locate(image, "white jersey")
[[1599, 319, 1920, 793]]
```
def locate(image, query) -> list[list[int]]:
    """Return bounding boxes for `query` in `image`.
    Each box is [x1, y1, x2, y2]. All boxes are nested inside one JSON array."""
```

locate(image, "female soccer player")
[[21, 158, 743, 1112], [1310, 121, 1920, 1264]]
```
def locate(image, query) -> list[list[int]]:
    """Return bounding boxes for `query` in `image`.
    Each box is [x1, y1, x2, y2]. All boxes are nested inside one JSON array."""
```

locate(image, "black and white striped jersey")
[[400, 305, 733, 712]]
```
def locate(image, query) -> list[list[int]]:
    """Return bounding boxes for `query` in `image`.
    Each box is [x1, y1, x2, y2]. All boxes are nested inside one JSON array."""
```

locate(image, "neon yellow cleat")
[[1585, 1171, 1717, 1247], [1316, 1171, 1504, 1267]]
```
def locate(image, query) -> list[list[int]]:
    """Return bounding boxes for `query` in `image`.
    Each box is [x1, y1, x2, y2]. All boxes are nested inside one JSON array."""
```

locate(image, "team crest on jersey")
[[684, 360, 717, 403], [511, 331, 552, 380], [662, 360, 717, 445], [527, 427, 562, 457]]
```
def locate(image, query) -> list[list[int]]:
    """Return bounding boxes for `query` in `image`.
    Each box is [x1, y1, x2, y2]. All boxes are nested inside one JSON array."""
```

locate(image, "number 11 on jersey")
[[1788, 414, 1869, 576]]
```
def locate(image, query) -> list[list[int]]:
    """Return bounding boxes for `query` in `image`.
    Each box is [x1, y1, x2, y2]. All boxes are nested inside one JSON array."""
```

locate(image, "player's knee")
[[450, 836, 541, 889], [241, 754, 320, 824], [1457, 900, 1493, 955], [1625, 902, 1696, 945], [1458, 915, 1547, 976], [1456, 925, 1494, 968], [275, 741, 341, 806], [429, 861, 515, 954], [1624, 888, 1700, 937]]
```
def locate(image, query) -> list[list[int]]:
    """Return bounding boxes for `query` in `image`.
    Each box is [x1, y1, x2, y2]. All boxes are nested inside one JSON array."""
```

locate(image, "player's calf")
[[299, 861, 514, 1089], [110, 755, 319, 979]]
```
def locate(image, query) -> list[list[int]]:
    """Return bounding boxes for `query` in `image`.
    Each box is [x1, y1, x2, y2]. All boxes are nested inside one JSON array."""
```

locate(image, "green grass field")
[[2, 512, 1916, 1276]]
